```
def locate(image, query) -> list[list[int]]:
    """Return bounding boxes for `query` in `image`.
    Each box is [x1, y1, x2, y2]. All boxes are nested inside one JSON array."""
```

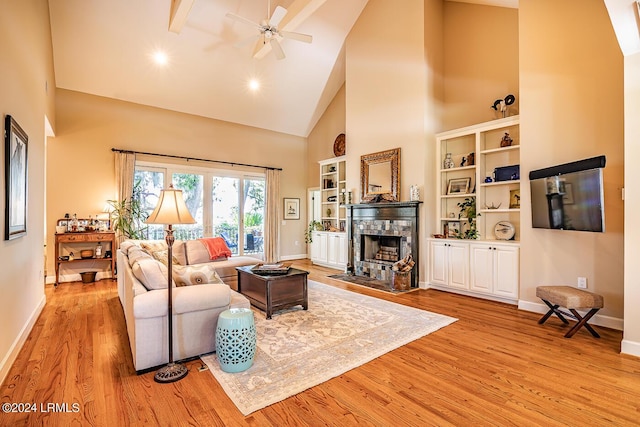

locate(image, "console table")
[[54, 229, 116, 286]]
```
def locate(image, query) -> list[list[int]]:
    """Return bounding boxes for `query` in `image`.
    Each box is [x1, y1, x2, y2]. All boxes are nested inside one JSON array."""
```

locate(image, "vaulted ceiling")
[[48, 0, 517, 137]]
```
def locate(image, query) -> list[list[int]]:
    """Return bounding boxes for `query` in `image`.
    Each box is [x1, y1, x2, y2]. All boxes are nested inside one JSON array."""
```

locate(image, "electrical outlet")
[[578, 277, 587, 289]]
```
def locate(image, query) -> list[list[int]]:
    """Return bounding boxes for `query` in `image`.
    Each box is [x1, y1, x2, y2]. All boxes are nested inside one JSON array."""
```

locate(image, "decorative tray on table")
[[251, 262, 292, 275]]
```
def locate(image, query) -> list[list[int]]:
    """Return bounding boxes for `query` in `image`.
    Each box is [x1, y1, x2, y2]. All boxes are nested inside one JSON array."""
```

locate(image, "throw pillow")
[[132, 258, 174, 290], [172, 264, 224, 287], [127, 247, 153, 266], [150, 249, 181, 267]]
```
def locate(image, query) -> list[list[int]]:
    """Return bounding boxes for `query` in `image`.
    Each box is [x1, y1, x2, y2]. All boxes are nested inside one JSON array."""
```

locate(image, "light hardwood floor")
[[2, 259, 639, 426]]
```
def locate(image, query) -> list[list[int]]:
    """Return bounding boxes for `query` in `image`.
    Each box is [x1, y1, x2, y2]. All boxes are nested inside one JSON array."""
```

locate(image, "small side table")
[[215, 308, 256, 373]]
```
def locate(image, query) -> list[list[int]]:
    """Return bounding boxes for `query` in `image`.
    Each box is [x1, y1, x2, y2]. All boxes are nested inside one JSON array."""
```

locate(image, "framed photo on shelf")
[[5, 115, 28, 240], [447, 177, 471, 195], [447, 221, 460, 238], [509, 189, 521, 209], [283, 198, 300, 220]]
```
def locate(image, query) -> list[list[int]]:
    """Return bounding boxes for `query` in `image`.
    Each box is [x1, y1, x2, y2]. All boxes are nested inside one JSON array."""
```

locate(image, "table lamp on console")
[[145, 184, 196, 383]]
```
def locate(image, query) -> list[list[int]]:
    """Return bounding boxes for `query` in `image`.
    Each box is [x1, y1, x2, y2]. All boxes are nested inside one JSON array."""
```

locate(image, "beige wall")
[[345, 0, 440, 284], [443, 2, 519, 130], [306, 84, 346, 188], [519, 0, 624, 320], [46, 89, 308, 279], [623, 52, 640, 354], [0, 1, 56, 383]]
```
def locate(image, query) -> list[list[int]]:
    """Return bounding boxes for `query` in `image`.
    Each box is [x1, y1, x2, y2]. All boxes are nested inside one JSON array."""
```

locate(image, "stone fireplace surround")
[[346, 202, 421, 288]]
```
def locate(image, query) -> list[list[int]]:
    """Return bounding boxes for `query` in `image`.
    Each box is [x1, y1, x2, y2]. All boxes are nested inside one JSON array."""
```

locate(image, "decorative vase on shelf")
[[443, 153, 455, 169]]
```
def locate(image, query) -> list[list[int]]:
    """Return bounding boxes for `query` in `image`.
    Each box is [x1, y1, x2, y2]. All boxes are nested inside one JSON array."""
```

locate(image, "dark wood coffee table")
[[236, 265, 309, 319]]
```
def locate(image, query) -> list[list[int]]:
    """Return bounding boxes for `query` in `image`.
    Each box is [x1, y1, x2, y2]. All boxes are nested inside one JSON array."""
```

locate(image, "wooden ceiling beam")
[[168, 0, 195, 34]]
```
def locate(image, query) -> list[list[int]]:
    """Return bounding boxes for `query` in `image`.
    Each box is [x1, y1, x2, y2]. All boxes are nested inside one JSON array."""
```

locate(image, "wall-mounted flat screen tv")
[[529, 156, 605, 232]]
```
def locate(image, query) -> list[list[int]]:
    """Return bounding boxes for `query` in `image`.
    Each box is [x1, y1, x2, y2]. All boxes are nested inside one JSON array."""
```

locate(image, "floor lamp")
[[145, 184, 196, 383]]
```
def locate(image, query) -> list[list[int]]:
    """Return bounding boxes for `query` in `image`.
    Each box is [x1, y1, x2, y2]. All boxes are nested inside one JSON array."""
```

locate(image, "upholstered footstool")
[[215, 308, 256, 372], [536, 285, 604, 338]]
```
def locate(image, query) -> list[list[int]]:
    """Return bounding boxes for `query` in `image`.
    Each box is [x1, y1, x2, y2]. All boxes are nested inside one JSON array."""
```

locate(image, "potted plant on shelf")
[[305, 220, 324, 243], [455, 197, 480, 239]]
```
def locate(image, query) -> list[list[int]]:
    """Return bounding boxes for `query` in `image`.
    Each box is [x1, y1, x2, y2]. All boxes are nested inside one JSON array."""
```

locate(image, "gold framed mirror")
[[360, 148, 401, 202]]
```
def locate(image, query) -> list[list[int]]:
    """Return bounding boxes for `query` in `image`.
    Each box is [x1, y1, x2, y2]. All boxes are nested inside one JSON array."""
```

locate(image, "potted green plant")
[[304, 220, 324, 243], [107, 182, 149, 241], [455, 197, 480, 239]]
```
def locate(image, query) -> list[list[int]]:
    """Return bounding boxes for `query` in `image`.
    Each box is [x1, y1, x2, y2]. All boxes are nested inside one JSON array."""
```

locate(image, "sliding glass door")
[[134, 162, 264, 257]]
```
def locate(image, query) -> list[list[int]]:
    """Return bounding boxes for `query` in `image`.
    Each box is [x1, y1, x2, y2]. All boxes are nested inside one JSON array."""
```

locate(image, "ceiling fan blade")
[[226, 12, 261, 29], [270, 38, 286, 60], [280, 30, 313, 43], [269, 6, 288, 27]]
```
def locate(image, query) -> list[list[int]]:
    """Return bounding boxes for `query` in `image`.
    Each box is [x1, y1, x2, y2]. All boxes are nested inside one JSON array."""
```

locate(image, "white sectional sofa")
[[117, 239, 260, 372]]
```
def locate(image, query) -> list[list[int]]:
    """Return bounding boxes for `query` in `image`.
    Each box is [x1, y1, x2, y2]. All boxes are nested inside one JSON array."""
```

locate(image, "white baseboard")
[[518, 299, 623, 331], [280, 254, 308, 261], [0, 294, 46, 385], [621, 339, 640, 358]]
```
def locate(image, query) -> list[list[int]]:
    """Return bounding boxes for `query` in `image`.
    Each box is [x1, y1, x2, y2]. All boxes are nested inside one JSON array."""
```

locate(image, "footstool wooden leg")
[[538, 299, 569, 325], [565, 308, 600, 338]]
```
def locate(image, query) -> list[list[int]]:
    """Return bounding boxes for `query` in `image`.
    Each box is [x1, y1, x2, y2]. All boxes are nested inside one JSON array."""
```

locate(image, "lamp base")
[[154, 362, 189, 383]]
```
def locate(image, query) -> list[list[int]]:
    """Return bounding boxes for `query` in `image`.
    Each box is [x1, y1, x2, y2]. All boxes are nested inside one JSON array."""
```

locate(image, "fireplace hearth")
[[346, 202, 421, 288]]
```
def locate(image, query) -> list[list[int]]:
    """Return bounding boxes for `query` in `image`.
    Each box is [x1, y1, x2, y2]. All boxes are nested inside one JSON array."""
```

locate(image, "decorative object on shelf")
[[509, 189, 521, 209], [410, 185, 420, 201], [484, 176, 493, 183], [283, 198, 300, 220], [443, 152, 455, 169], [500, 132, 513, 147], [494, 164, 520, 182], [4, 115, 28, 240], [327, 195, 337, 202], [446, 221, 459, 238], [80, 249, 94, 259], [326, 208, 332, 217], [347, 191, 352, 204], [340, 189, 346, 205], [333, 133, 345, 157], [494, 221, 515, 240], [491, 94, 516, 118], [145, 184, 196, 383], [460, 156, 467, 167], [446, 177, 471, 195], [467, 152, 475, 166], [455, 197, 480, 239], [68, 252, 75, 261], [329, 165, 336, 172], [95, 241, 103, 258], [484, 202, 502, 210], [449, 212, 455, 218]]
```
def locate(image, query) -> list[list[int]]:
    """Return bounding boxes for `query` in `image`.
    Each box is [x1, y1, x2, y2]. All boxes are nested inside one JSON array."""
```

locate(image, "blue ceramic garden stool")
[[215, 308, 256, 373]]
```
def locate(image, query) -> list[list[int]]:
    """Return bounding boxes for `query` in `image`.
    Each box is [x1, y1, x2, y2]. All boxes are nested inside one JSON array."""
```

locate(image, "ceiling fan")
[[226, 1, 313, 60]]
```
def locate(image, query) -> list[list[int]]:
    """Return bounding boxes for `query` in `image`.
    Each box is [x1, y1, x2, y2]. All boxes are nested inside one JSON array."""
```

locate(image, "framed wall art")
[[5, 115, 28, 240], [283, 198, 300, 220]]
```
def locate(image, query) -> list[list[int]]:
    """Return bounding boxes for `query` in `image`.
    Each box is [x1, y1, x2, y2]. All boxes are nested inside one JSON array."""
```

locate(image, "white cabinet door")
[[337, 234, 348, 265], [447, 242, 469, 290], [429, 240, 469, 289], [327, 234, 339, 265], [429, 241, 448, 286], [310, 232, 320, 262], [469, 242, 519, 298], [469, 244, 493, 293], [317, 232, 328, 263], [493, 245, 519, 298]]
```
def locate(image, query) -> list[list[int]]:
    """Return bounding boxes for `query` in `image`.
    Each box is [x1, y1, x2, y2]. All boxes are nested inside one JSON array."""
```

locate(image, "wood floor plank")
[[1, 259, 640, 426]]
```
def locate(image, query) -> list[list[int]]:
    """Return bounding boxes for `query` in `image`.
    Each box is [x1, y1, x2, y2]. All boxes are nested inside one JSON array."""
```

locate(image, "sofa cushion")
[[119, 240, 136, 255], [132, 258, 173, 290], [173, 240, 187, 266], [185, 240, 214, 265], [172, 264, 224, 287], [173, 283, 231, 314], [127, 247, 153, 266]]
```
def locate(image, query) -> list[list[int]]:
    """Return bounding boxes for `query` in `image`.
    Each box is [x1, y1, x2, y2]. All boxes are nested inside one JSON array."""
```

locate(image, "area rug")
[[200, 280, 457, 416]]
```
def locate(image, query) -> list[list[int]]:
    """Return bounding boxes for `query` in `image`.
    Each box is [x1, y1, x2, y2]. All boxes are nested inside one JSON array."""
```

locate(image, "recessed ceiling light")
[[152, 50, 169, 66], [248, 79, 260, 91]]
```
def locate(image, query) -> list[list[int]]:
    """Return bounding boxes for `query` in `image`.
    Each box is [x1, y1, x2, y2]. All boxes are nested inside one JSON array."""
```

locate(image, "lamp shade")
[[146, 185, 196, 225]]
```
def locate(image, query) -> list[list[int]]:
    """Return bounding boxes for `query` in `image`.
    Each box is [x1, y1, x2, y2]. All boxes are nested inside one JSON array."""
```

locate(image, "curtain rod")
[[111, 148, 283, 171]]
